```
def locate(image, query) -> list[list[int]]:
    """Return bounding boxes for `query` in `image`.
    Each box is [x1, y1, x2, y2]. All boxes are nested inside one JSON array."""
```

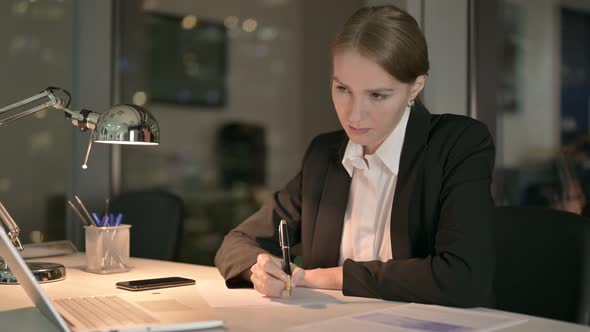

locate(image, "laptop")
[[0, 227, 223, 332]]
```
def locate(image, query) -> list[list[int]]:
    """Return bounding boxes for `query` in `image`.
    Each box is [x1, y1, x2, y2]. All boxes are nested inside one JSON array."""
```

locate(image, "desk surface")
[[0, 254, 587, 332]]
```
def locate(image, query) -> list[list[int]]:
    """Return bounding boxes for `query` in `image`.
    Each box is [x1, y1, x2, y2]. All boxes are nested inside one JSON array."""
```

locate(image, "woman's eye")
[[335, 85, 348, 93], [370, 93, 386, 100]]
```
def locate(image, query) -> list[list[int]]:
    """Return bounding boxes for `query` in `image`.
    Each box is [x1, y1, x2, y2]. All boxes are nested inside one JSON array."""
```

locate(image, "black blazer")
[[215, 104, 495, 307]]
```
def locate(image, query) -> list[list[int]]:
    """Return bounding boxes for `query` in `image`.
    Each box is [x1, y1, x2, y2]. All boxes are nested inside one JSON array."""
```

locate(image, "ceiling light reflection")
[[242, 18, 258, 33], [181, 15, 198, 30]]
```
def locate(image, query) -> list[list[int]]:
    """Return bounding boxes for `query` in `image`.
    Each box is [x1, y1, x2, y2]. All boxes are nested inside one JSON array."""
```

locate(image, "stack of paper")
[[287, 303, 528, 332]]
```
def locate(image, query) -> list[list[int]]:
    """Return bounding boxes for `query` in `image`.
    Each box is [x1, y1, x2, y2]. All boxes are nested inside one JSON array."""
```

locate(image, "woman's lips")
[[348, 125, 370, 134]]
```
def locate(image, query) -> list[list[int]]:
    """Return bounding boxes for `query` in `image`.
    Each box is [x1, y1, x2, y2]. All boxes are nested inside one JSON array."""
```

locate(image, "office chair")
[[493, 206, 590, 324], [108, 189, 184, 261]]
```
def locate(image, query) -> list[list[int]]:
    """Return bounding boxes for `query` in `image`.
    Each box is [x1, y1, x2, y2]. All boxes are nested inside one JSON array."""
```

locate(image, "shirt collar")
[[341, 106, 411, 177]]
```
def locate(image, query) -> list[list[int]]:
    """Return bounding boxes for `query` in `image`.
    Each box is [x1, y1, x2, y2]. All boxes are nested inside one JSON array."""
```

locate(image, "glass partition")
[[114, 0, 364, 264], [496, 0, 590, 217], [0, 0, 75, 243]]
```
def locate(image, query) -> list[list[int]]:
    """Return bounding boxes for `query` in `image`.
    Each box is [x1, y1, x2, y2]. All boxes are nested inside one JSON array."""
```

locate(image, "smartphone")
[[115, 276, 196, 291]]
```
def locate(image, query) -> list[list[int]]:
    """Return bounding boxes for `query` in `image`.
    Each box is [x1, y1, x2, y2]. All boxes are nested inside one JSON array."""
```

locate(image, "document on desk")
[[196, 280, 341, 308], [287, 303, 528, 332]]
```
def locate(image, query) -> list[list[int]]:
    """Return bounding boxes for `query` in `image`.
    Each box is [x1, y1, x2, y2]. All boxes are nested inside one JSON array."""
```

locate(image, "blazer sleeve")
[[214, 139, 316, 288], [342, 121, 495, 307]]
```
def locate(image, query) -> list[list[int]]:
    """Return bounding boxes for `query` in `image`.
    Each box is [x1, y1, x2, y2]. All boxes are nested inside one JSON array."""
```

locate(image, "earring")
[[408, 99, 415, 107]]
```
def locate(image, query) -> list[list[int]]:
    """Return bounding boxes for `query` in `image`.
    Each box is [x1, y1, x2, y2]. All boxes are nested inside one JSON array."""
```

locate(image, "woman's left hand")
[[291, 266, 343, 290]]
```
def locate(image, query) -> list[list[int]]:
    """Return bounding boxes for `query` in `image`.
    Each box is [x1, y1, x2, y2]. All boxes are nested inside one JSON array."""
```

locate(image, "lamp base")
[[0, 261, 66, 284]]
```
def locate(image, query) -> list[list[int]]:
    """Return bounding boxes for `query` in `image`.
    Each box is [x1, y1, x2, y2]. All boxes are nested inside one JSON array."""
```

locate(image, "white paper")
[[287, 303, 528, 332], [196, 280, 341, 308]]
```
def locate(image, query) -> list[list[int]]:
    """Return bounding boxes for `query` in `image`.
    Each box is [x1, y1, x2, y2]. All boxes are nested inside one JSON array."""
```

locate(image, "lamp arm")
[[0, 88, 87, 128], [0, 88, 95, 250], [0, 201, 23, 251]]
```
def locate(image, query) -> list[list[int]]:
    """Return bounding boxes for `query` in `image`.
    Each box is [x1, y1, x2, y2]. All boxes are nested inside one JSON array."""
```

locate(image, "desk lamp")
[[0, 87, 159, 284]]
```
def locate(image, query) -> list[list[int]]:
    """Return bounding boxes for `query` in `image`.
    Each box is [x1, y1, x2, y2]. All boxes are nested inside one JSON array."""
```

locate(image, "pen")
[[114, 213, 123, 226], [67, 200, 90, 226], [91, 212, 102, 226], [279, 219, 292, 296], [75, 195, 96, 226]]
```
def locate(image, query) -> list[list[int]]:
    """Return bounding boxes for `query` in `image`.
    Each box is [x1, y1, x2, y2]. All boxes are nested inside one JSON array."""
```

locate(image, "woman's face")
[[331, 49, 426, 155]]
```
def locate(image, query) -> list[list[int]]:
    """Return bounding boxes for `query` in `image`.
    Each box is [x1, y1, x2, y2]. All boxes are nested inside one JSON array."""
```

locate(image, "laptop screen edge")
[[0, 227, 70, 332]]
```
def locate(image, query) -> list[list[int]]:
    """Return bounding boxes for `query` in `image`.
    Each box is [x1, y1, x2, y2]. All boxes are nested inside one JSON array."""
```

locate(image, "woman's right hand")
[[249, 253, 291, 297]]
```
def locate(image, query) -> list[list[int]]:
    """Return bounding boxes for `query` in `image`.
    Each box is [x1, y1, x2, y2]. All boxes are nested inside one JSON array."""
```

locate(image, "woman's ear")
[[410, 74, 427, 100]]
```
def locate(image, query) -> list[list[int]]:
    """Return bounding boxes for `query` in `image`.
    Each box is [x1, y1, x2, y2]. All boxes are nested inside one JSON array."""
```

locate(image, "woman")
[[215, 5, 494, 307]]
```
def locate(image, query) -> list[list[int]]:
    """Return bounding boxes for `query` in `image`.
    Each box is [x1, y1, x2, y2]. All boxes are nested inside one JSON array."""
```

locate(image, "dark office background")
[[1, 0, 589, 266]]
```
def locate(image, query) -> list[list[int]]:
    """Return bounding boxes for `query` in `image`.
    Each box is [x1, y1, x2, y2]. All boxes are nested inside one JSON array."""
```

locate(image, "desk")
[[0, 254, 587, 332]]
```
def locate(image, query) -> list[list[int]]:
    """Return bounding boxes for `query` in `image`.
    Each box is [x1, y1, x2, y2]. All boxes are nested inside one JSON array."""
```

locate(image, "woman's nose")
[[348, 99, 364, 123]]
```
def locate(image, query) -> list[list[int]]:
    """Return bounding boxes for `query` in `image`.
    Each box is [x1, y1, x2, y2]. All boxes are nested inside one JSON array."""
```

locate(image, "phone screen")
[[116, 277, 195, 291]]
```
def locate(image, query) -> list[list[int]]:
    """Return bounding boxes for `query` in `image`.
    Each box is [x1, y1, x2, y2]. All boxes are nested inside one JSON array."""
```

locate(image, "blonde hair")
[[333, 5, 429, 84]]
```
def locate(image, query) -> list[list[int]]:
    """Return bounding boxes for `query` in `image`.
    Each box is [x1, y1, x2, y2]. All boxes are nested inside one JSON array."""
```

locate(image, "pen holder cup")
[[84, 225, 131, 274]]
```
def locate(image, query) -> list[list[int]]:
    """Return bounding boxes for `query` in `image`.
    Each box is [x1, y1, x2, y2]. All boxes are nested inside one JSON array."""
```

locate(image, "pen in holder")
[[84, 224, 131, 274]]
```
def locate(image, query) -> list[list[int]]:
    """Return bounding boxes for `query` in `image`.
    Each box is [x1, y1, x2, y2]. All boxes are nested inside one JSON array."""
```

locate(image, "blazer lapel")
[[310, 145, 351, 268], [308, 105, 430, 266], [390, 104, 430, 259]]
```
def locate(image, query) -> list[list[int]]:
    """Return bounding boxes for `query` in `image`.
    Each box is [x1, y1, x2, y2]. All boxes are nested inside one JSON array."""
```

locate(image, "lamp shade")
[[93, 104, 160, 145]]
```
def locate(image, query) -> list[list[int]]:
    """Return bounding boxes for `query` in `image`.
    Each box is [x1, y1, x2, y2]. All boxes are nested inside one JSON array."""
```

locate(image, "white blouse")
[[339, 106, 410, 265]]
